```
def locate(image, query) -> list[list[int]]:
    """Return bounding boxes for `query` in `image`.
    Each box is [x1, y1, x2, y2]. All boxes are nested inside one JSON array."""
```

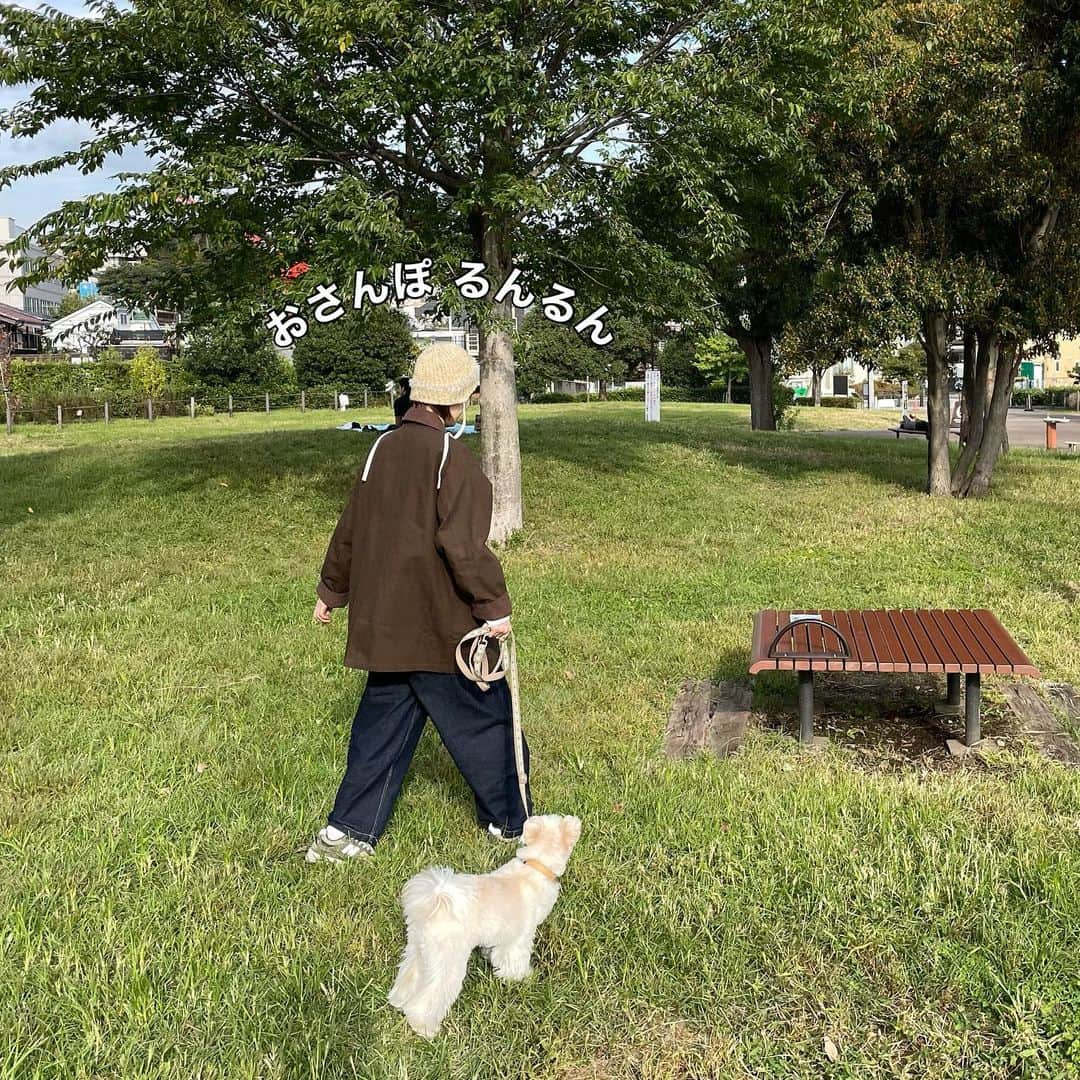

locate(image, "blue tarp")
[[336, 421, 477, 435]]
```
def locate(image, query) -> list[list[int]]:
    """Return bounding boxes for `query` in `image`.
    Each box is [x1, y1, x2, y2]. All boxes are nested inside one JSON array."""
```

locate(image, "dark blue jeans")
[[327, 670, 532, 847]]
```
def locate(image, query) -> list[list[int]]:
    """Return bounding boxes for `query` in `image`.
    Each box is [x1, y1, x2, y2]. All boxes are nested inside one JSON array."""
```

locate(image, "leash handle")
[[455, 625, 530, 818]]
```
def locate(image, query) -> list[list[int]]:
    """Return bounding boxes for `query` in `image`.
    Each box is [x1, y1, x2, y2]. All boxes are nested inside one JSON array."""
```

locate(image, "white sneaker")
[[486, 823, 522, 844], [305, 826, 374, 863]]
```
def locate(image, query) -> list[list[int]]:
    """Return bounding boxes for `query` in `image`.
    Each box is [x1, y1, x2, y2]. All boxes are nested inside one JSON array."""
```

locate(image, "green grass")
[[3, 403, 1080, 1079]]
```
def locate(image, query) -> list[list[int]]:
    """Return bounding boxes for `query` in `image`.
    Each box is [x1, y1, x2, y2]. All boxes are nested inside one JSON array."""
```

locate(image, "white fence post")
[[57, 404, 63, 429], [300, 389, 306, 413], [190, 396, 196, 419], [104, 401, 110, 424], [264, 391, 270, 414], [228, 394, 233, 417]]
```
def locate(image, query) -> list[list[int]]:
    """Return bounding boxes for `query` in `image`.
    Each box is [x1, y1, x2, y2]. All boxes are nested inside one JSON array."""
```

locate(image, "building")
[[0, 217, 65, 319], [0, 302, 46, 353], [1030, 337, 1080, 388], [398, 298, 481, 356], [46, 298, 174, 359]]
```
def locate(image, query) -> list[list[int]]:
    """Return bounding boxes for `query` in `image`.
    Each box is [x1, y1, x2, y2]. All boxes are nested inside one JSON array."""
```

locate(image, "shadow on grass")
[[519, 410, 931, 493], [701, 646, 1003, 765], [1, 427, 372, 528], [3, 410, 934, 533]]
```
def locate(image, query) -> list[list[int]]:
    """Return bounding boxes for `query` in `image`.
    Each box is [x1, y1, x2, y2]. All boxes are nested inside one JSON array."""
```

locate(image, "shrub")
[[773, 381, 797, 429], [180, 317, 295, 394], [130, 347, 166, 400], [1011, 387, 1080, 409], [531, 391, 580, 403], [293, 307, 416, 390], [795, 395, 857, 408]]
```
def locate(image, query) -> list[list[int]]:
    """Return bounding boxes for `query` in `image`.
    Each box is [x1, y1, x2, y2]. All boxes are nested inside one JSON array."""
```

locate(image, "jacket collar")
[[402, 404, 449, 432]]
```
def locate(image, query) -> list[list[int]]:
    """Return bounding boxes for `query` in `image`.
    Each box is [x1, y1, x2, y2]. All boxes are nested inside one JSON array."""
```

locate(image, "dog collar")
[[519, 857, 559, 883]]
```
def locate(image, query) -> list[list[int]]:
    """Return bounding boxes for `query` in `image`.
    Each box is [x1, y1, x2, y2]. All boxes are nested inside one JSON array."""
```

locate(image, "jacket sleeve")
[[317, 482, 358, 609], [435, 446, 511, 622]]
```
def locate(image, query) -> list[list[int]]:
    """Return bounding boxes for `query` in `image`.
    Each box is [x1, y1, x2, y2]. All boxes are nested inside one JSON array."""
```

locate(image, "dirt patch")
[[752, 672, 1032, 773]]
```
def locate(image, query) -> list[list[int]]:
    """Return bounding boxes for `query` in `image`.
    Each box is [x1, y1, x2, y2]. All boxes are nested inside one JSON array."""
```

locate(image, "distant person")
[[900, 408, 929, 433], [392, 376, 412, 424]]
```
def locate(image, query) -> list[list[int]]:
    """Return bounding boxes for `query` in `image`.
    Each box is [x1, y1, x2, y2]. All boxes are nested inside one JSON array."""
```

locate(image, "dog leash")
[[455, 626, 530, 819]]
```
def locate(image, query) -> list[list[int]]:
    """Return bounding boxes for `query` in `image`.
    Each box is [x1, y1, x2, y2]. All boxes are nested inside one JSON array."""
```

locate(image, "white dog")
[[388, 814, 582, 1037]]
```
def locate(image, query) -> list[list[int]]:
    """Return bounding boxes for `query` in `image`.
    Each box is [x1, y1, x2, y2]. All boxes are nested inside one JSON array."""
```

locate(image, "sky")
[[0, 0, 152, 229]]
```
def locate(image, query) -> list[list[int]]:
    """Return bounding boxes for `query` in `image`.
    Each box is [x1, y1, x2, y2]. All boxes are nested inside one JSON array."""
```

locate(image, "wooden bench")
[[749, 609, 1040, 746], [888, 426, 961, 439]]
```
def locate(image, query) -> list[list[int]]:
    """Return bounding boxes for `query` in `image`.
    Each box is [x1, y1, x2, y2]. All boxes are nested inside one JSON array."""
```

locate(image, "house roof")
[[0, 302, 44, 328], [45, 299, 114, 336]]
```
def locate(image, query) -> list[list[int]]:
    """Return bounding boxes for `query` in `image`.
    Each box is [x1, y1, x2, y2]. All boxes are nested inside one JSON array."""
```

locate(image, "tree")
[[514, 309, 630, 398], [0, 1, 724, 541], [95, 241, 218, 324], [879, 343, 925, 389], [292, 307, 415, 391], [693, 333, 746, 401], [181, 312, 293, 391], [56, 290, 91, 318], [129, 346, 165, 400], [833, 0, 1080, 495], [613, 0, 873, 430]]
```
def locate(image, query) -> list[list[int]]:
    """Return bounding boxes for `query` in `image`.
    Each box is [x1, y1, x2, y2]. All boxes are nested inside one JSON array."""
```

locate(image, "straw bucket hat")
[[410, 343, 480, 406]]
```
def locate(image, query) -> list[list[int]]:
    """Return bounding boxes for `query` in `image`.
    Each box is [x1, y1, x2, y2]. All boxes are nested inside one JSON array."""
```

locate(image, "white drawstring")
[[437, 399, 470, 489], [436, 431, 451, 489], [451, 397, 469, 439], [360, 429, 393, 482], [366, 399, 470, 489]]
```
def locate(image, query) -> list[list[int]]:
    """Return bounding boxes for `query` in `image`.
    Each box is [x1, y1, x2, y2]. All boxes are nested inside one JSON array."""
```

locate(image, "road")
[[833, 407, 1080, 450]]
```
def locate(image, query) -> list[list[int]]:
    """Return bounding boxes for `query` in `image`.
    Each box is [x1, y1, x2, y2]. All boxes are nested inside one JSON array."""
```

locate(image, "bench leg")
[[965, 673, 981, 746], [798, 671, 814, 744], [946, 673, 962, 708]]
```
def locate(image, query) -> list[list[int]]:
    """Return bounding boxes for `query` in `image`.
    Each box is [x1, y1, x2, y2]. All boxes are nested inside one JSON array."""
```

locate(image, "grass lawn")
[[3, 402, 1079, 1079]]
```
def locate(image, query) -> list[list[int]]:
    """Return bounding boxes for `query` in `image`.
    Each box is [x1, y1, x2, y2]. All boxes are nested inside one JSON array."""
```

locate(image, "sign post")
[[645, 367, 661, 423]]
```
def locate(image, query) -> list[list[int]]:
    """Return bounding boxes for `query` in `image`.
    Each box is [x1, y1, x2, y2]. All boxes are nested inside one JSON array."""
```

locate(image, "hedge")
[[532, 383, 744, 405], [795, 395, 858, 408], [1010, 387, 1080, 408]]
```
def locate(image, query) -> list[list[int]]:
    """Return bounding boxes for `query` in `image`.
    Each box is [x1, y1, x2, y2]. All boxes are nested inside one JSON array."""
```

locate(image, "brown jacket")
[[317, 406, 511, 672]]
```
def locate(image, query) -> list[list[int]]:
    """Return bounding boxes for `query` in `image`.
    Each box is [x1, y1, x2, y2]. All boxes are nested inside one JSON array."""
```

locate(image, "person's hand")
[[486, 618, 511, 639], [313, 598, 332, 624]]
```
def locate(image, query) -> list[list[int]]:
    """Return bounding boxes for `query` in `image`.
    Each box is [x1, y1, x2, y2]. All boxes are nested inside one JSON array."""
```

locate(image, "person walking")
[[306, 343, 531, 862]]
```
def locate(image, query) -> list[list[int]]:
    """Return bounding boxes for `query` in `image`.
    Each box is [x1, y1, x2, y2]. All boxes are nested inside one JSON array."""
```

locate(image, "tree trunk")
[[725, 371, 733, 403], [811, 368, 822, 406], [958, 341, 1018, 496], [921, 310, 952, 496], [732, 330, 775, 430], [951, 330, 996, 492], [474, 211, 523, 543], [959, 326, 976, 445]]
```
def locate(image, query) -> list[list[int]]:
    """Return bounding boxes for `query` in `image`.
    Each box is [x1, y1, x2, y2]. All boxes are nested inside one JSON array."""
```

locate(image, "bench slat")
[[953, 609, 1002, 670], [886, 609, 927, 673], [975, 609, 1041, 675], [899, 609, 947, 672], [748, 608, 1039, 678], [927, 609, 978, 673], [864, 610, 901, 672], [918, 609, 963, 672]]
